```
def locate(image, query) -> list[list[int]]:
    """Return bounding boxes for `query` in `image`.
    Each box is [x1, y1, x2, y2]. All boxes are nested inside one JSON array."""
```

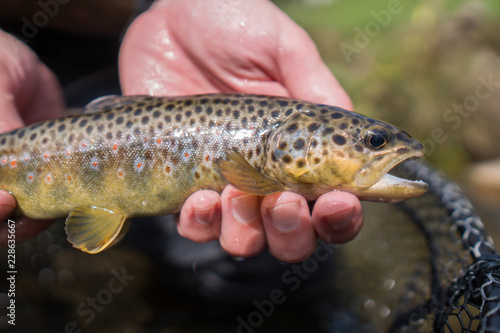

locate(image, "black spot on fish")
[[175, 114, 182, 122], [323, 127, 334, 135], [116, 116, 124, 125], [245, 98, 254, 104], [126, 121, 133, 128], [320, 108, 329, 114], [200, 98, 209, 104], [142, 116, 150, 124], [29, 133, 37, 141], [194, 171, 200, 179], [285, 108, 294, 117], [209, 120, 215, 127], [97, 124, 104, 132], [352, 118, 360, 125], [86, 126, 94, 134], [354, 144, 363, 152], [282, 155, 292, 164], [332, 135, 346, 146], [42, 137, 48, 144], [258, 109, 265, 117], [157, 122, 164, 130], [259, 100, 268, 107], [271, 110, 280, 118], [195, 106, 203, 114], [271, 153, 277, 162], [185, 111, 192, 118], [184, 100, 193, 106], [278, 141, 287, 150], [231, 100, 240, 106], [116, 131, 123, 139], [79, 119, 88, 128], [200, 116, 207, 123], [311, 139, 318, 147], [136, 102, 146, 108], [296, 104, 304, 110], [106, 132, 113, 140], [92, 114, 102, 121], [145, 105, 154, 112], [17, 130, 25, 138], [308, 123, 320, 132], [166, 104, 175, 111], [225, 108, 231, 116], [278, 100, 289, 107], [106, 113, 115, 121], [206, 107, 213, 115], [296, 159, 306, 168], [248, 105, 255, 113], [313, 157, 321, 164], [189, 118, 196, 126], [395, 132, 406, 141], [164, 115, 171, 123], [153, 110, 161, 119], [124, 106, 133, 113], [216, 109, 223, 117], [256, 145, 262, 156], [293, 138, 306, 150], [233, 110, 240, 119], [47, 121, 55, 128], [331, 112, 343, 119], [70, 117, 79, 124], [339, 123, 348, 130], [68, 134, 74, 143], [286, 123, 298, 133], [251, 116, 257, 123]]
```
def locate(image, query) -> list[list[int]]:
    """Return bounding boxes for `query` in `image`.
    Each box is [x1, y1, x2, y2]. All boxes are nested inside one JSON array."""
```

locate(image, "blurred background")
[[0, 0, 499, 332]]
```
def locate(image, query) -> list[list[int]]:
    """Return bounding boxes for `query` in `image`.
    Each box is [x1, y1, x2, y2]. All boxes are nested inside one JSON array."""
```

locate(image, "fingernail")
[[326, 205, 353, 230], [193, 193, 216, 225], [231, 194, 259, 224], [270, 202, 301, 233]]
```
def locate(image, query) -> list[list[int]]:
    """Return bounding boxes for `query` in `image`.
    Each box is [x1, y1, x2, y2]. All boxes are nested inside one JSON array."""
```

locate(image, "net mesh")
[[326, 160, 500, 333]]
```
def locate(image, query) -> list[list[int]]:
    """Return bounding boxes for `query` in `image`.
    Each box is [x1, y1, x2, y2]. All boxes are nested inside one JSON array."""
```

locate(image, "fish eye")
[[364, 127, 392, 150]]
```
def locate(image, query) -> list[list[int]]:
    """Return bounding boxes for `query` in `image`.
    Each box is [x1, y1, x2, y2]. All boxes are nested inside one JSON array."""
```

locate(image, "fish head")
[[269, 107, 428, 202]]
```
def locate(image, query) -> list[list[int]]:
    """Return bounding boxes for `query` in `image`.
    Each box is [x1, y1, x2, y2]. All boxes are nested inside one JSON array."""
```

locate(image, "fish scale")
[[0, 93, 428, 253]]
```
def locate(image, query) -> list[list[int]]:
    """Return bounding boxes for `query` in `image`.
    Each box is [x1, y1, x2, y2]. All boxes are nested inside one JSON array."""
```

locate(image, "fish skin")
[[0, 93, 426, 252]]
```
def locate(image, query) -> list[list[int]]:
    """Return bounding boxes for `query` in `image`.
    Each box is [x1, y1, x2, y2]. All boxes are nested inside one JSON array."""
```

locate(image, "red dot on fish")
[[26, 172, 34, 183], [10, 160, 16, 167], [112, 144, 118, 150]]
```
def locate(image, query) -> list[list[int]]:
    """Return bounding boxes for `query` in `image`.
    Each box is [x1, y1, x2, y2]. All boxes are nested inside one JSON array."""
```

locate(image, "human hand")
[[119, 0, 363, 262], [0, 30, 64, 246]]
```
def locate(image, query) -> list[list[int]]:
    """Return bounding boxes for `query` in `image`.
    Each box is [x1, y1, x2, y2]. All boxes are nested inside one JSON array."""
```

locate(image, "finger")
[[312, 191, 363, 244], [275, 14, 353, 109], [219, 185, 266, 257], [177, 190, 221, 243], [261, 191, 316, 263]]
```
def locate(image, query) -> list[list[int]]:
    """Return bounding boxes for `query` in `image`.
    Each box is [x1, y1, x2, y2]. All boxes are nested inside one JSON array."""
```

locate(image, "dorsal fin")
[[83, 95, 150, 114]]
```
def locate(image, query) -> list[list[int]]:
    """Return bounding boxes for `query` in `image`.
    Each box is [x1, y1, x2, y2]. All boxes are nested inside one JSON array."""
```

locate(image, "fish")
[[0, 93, 428, 254]]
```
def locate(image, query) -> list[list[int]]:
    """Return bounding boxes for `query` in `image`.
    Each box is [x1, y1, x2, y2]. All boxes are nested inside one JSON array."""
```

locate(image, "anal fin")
[[65, 206, 128, 254], [216, 149, 284, 195]]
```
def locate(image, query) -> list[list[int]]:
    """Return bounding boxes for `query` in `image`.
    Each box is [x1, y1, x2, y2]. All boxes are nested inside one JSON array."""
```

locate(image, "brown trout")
[[0, 94, 428, 253]]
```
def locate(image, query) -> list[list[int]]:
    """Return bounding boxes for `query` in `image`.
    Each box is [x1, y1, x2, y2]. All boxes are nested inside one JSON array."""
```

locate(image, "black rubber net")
[[324, 160, 500, 333]]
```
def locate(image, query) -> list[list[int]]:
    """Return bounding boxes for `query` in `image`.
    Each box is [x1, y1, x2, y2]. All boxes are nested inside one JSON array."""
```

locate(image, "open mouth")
[[355, 149, 429, 202]]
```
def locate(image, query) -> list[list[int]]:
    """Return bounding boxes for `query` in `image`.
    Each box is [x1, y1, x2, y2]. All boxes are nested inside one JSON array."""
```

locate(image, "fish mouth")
[[355, 148, 428, 202]]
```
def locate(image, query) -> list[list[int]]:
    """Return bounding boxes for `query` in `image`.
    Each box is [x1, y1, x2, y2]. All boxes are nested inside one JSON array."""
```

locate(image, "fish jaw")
[[354, 149, 428, 202]]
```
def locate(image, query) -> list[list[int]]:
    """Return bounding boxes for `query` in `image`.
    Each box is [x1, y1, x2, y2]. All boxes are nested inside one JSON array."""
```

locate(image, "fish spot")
[[286, 123, 298, 133], [92, 114, 102, 121], [233, 110, 240, 119], [106, 132, 113, 140], [354, 144, 363, 152], [47, 121, 55, 128], [152, 110, 161, 119], [311, 139, 318, 147], [200, 98, 209, 104], [332, 135, 346, 146], [258, 109, 265, 117], [259, 100, 268, 107], [262, 118, 269, 127], [86, 126, 94, 134], [42, 137, 48, 145], [124, 106, 133, 113], [97, 124, 104, 132], [320, 108, 329, 114], [195, 106, 203, 114], [293, 138, 306, 150], [245, 98, 254, 104], [271, 153, 277, 162], [251, 115, 257, 123], [126, 121, 134, 128], [79, 119, 88, 128], [313, 157, 321, 164], [135, 157, 145, 172], [17, 130, 25, 138], [194, 171, 200, 179], [0, 138, 6, 145], [352, 118, 360, 125], [184, 100, 193, 106], [278, 141, 287, 150], [185, 110, 192, 118], [26, 172, 34, 183], [282, 155, 292, 164], [231, 100, 240, 106], [58, 124, 66, 132], [339, 123, 348, 130], [70, 117, 79, 124], [296, 159, 306, 168], [278, 100, 289, 107], [166, 104, 175, 111], [331, 112, 344, 119], [308, 123, 320, 132], [322, 149, 329, 156], [271, 110, 280, 118], [116, 116, 124, 125], [175, 114, 183, 122], [248, 105, 255, 113], [206, 106, 213, 115], [323, 127, 334, 135], [285, 108, 294, 117], [255, 145, 262, 156], [106, 113, 115, 121], [29, 133, 37, 141], [142, 116, 150, 124]]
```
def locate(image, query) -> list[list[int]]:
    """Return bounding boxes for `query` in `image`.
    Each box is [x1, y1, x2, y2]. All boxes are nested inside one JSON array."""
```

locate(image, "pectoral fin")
[[65, 206, 128, 254], [216, 149, 284, 195]]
